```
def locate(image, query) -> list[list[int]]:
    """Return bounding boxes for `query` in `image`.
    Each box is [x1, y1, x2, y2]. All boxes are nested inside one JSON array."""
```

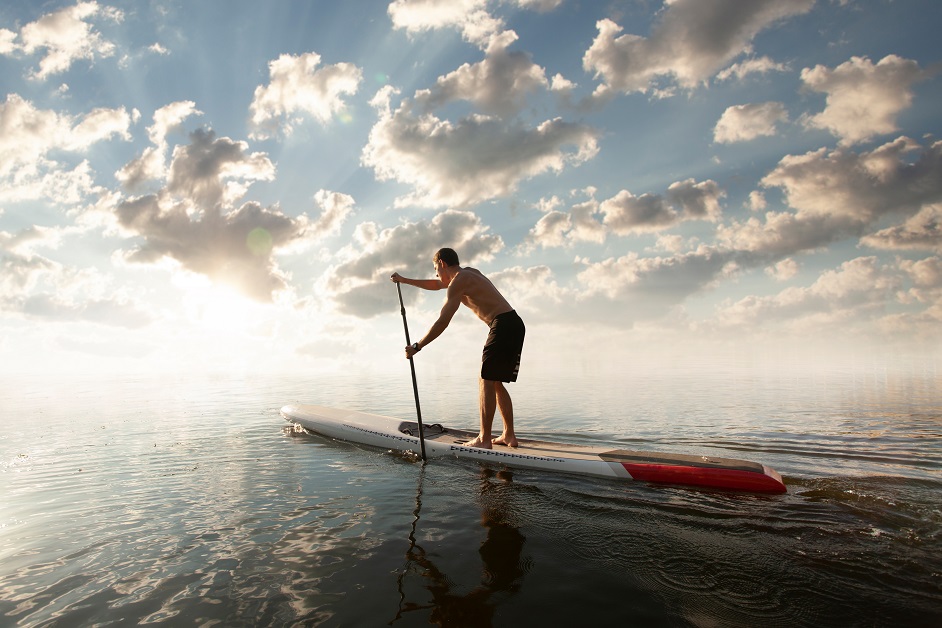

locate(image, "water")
[[1, 364, 940, 626]]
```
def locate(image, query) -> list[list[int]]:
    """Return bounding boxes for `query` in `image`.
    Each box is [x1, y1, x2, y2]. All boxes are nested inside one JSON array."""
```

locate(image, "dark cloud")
[[116, 195, 309, 301], [114, 127, 314, 302], [167, 129, 274, 209]]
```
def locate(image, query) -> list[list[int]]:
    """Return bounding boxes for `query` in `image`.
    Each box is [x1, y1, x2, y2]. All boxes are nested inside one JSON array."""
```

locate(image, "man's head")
[[433, 248, 459, 267]]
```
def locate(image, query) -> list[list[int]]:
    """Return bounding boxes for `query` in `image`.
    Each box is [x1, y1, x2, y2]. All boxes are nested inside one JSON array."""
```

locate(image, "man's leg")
[[491, 382, 518, 447], [467, 377, 497, 448]]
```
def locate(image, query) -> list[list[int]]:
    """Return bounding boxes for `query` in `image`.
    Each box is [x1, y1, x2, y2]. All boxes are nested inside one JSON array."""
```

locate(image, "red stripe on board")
[[621, 463, 786, 494]]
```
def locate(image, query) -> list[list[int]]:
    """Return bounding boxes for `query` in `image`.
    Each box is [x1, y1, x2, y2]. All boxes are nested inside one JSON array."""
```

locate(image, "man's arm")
[[406, 277, 463, 357], [390, 272, 445, 291]]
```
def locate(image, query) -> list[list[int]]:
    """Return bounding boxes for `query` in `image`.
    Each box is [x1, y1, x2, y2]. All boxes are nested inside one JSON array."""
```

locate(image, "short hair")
[[434, 247, 459, 266]]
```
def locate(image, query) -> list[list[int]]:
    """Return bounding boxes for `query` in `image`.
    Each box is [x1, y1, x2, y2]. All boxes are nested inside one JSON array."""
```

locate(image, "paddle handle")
[[397, 282, 427, 461]]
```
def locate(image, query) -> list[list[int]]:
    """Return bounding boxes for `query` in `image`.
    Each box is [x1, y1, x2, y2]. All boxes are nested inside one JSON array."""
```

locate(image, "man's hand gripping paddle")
[[396, 282, 427, 462]]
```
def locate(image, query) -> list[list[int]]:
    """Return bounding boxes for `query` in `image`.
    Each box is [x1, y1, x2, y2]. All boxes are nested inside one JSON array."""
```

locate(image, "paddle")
[[396, 282, 428, 462]]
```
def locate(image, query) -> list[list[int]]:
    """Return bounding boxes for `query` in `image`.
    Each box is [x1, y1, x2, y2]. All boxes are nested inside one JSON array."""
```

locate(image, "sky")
[[1, 0, 941, 380]]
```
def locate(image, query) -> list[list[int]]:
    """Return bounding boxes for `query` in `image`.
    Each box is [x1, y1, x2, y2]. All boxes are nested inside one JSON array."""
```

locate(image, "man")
[[390, 248, 525, 449]]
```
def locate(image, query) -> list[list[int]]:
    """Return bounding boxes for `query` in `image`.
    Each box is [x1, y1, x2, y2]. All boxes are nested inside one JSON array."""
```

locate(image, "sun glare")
[[186, 283, 265, 334]]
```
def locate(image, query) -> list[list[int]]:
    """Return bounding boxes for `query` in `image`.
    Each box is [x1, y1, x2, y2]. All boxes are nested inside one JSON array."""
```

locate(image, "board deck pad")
[[282, 404, 786, 494]]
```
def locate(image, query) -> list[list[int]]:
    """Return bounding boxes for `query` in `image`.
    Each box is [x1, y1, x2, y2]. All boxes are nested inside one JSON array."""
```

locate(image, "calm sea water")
[[2, 362, 941, 626]]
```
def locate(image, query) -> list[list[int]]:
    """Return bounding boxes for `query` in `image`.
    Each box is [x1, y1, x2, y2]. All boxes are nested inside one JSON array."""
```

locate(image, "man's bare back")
[[450, 267, 513, 325]]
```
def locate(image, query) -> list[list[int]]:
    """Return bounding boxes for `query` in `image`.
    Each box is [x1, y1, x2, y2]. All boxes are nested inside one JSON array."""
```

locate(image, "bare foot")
[[492, 434, 518, 448], [465, 435, 492, 449]]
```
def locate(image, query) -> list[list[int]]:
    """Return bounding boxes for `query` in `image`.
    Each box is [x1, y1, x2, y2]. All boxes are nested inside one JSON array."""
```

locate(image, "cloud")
[[766, 257, 799, 281], [715, 256, 900, 330], [521, 198, 606, 251], [414, 31, 548, 116], [714, 101, 788, 143], [3, 1, 124, 80], [117, 101, 203, 189], [666, 178, 725, 220], [362, 96, 599, 208], [311, 190, 355, 238], [600, 179, 724, 235], [582, 0, 814, 94], [0, 94, 131, 205], [113, 129, 313, 301], [325, 209, 503, 317], [720, 138, 942, 259], [718, 211, 852, 259], [18, 293, 151, 328], [715, 56, 789, 81], [0, 94, 131, 178], [0, 229, 152, 329], [166, 129, 275, 209], [861, 204, 942, 253], [900, 256, 942, 291], [801, 55, 926, 146], [115, 195, 310, 301], [574, 247, 737, 322], [388, 0, 487, 32], [521, 179, 724, 250], [600, 190, 675, 233], [387, 0, 503, 48], [249, 52, 362, 139], [488, 264, 568, 321], [763, 137, 942, 221]]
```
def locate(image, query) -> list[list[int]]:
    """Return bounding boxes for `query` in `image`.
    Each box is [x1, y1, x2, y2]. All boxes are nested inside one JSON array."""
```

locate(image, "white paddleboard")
[[281, 404, 786, 494]]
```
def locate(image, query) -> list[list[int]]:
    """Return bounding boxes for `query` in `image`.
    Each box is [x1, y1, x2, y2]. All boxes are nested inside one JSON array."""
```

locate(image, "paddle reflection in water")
[[391, 466, 527, 625]]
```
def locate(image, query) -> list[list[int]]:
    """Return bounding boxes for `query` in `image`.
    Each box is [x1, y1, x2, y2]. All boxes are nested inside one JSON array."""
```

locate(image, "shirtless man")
[[390, 248, 525, 449]]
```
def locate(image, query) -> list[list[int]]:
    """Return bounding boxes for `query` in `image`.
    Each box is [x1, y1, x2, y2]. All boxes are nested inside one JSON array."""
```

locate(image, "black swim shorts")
[[481, 310, 525, 382]]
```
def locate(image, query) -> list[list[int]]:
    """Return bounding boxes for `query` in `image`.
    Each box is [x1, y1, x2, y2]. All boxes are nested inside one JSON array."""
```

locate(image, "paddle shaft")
[[396, 282, 427, 461]]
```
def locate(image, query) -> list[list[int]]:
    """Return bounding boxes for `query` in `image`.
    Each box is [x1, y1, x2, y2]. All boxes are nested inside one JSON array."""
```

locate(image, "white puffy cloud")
[[522, 179, 724, 250], [600, 190, 675, 234], [574, 247, 737, 322], [249, 52, 362, 139], [720, 138, 942, 259], [861, 205, 942, 253], [582, 0, 813, 94], [489, 264, 568, 322], [325, 209, 503, 317], [714, 102, 788, 143], [900, 256, 942, 291], [521, 199, 606, 251], [113, 129, 313, 301], [388, 0, 488, 32], [117, 101, 203, 189], [0, 94, 131, 206], [3, 1, 123, 80], [311, 190, 355, 239], [715, 56, 789, 81], [362, 98, 598, 208], [715, 257, 901, 331], [387, 0, 502, 48], [387, 0, 564, 50], [415, 31, 548, 116], [599, 179, 724, 235], [0, 94, 131, 179], [766, 258, 799, 281], [801, 55, 926, 145]]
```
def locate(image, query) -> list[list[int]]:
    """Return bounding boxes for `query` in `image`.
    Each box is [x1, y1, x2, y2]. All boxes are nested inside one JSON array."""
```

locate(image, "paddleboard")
[[280, 404, 786, 494]]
